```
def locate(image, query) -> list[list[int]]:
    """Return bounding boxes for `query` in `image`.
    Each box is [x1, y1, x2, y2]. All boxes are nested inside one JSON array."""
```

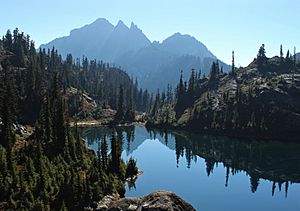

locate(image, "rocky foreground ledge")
[[86, 190, 196, 211]]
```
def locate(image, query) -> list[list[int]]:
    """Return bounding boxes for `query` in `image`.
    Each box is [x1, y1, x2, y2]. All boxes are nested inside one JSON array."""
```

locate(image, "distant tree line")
[[1, 28, 152, 125]]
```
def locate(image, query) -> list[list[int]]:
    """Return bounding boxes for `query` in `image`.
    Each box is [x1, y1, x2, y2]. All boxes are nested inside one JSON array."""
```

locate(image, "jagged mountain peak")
[[130, 22, 136, 29], [40, 18, 229, 91], [115, 20, 128, 30], [130, 21, 142, 32]]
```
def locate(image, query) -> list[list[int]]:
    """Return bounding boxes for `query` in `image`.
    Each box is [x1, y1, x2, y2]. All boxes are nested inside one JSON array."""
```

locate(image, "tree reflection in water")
[[78, 126, 300, 198]]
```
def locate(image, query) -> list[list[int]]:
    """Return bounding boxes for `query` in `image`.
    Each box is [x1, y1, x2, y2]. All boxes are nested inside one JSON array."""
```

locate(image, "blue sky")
[[1, 0, 299, 66]]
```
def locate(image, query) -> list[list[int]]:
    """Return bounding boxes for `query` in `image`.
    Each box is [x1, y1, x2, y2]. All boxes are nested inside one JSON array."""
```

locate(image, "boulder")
[[90, 190, 195, 211]]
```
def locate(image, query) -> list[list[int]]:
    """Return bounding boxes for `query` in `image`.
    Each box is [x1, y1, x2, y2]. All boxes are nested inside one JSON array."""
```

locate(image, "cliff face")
[[88, 190, 196, 211]]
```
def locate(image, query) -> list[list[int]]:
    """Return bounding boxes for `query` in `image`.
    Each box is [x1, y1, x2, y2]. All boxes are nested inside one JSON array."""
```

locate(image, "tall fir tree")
[[115, 85, 124, 122], [0, 65, 16, 150], [231, 51, 236, 77]]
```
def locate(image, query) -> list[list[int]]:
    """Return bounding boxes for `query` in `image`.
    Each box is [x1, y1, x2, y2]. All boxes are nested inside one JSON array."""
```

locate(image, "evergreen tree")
[[177, 70, 185, 99], [124, 88, 135, 122], [208, 62, 219, 88], [3, 30, 13, 51], [42, 95, 52, 146], [0, 65, 16, 150], [231, 51, 236, 77], [151, 89, 161, 116], [187, 69, 196, 103], [175, 71, 186, 117], [257, 44, 267, 69], [166, 83, 173, 104], [286, 50, 290, 60], [0, 28, 143, 210], [293, 47, 297, 67], [115, 85, 124, 122], [280, 44, 284, 63]]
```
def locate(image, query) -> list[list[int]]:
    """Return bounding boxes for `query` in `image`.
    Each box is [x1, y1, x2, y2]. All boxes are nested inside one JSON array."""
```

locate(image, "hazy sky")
[[1, 0, 299, 66]]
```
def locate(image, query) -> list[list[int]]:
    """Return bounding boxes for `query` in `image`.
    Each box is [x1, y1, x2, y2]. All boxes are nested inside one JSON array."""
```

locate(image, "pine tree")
[[257, 44, 267, 69], [50, 74, 67, 154], [231, 51, 236, 77], [42, 95, 52, 146], [56, 95, 67, 151], [208, 62, 219, 87], [177, 71, 184, 99], [151, 89, 161, 116], [115, 85, 124, 122], [4, 30, 13, 51], [280, 44, 284, 63], [286, 50, 290, 59], [258, 44, 266, 58], [0, 65, 16, 150], [187, 69, 196, 103], [175, 71, 186, 116], [124, 88, 135, 122], [166, 83, 173, 104], [293, 47, 297, 67]]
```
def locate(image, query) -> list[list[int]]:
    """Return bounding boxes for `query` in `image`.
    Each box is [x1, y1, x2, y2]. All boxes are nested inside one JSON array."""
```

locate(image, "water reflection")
[[169, 130, 300, 198], [78, 126, 300, 198]]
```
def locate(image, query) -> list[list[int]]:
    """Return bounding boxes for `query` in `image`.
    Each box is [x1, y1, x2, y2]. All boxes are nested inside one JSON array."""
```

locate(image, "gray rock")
[[92, 190, 195, 211]]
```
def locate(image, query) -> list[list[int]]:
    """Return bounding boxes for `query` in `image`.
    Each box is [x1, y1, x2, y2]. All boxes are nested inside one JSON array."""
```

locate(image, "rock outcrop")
[[88, 190, 195, 211]]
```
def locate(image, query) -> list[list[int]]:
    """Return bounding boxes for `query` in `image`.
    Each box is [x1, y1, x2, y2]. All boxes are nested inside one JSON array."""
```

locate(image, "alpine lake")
[[79, 126, 300, 211]]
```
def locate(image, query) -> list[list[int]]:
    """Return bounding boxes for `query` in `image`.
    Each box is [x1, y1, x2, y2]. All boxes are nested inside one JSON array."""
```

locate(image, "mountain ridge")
[[40, 18, 230, 90]]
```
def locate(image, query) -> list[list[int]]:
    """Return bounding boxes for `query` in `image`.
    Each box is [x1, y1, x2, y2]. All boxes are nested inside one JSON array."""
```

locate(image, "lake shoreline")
[[73, 119, 300, 143], [70, 120, 146, 128], [145, 122, 300, 143], [80, 124, 300, 211]]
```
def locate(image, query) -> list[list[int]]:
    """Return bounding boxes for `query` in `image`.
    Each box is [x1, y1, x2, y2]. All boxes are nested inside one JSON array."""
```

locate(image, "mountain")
[[1, 28, 151, 124], [115, 33, 230, 90], [160, 32, 214, 58], [40, 18, 151, 62], [147, 54, 300, 141], [40, 18, 230, 91]]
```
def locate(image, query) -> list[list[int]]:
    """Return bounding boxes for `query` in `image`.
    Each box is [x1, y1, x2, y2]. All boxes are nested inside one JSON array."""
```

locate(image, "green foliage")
[[151, 89, 161, 116], [0, 84, 131, 210], [208, 61, 220, 86], [0, 29, 142, 208], [114, 85, 125, 123], [1, 28, 151, 125], [257, 44, 267, 69], [149, 47, 300, 140]]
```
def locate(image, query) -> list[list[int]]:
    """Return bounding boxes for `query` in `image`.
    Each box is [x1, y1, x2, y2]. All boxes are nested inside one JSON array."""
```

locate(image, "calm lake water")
[[80, 126, 300, 211]]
